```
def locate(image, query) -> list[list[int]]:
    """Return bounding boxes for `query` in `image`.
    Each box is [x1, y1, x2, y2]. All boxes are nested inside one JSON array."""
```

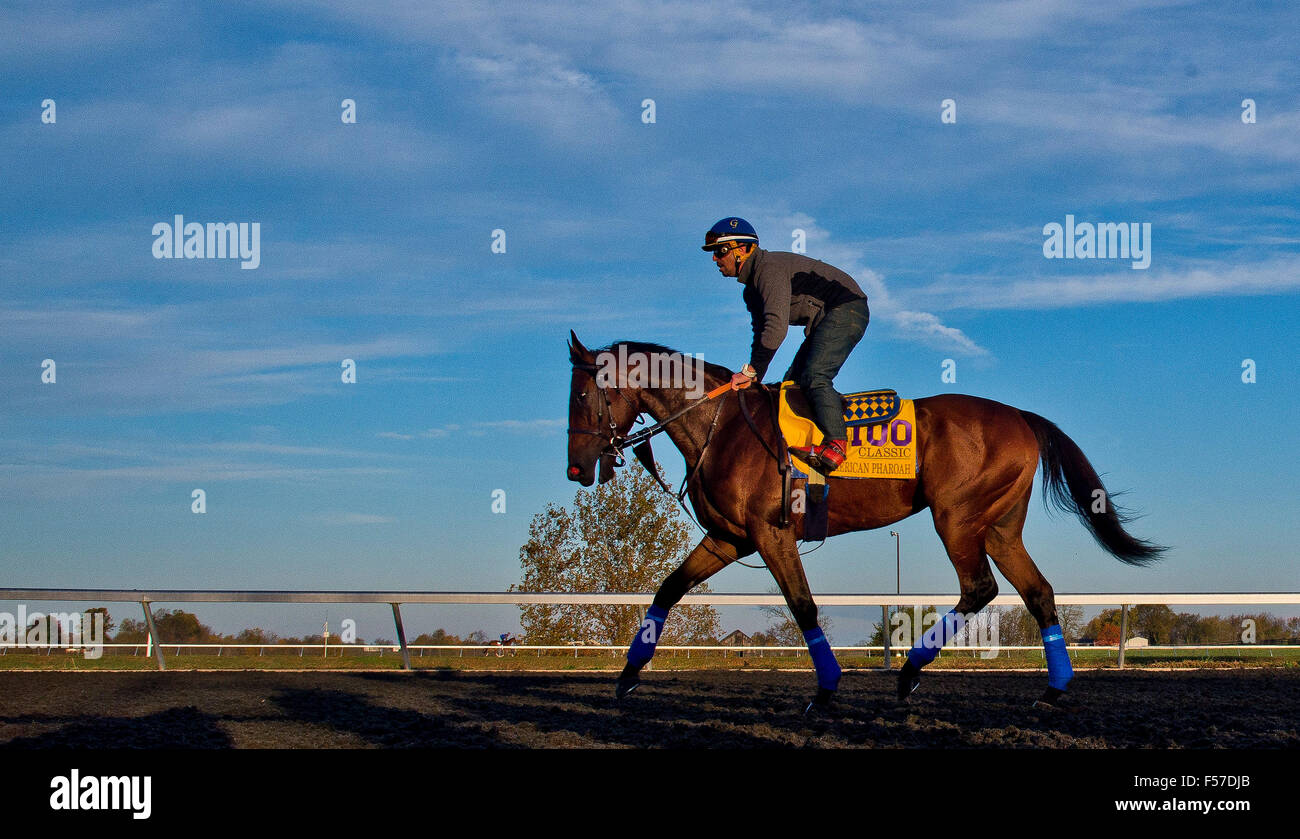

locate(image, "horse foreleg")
[[753, 525, 840, 713], [616, 533, 746, 699]]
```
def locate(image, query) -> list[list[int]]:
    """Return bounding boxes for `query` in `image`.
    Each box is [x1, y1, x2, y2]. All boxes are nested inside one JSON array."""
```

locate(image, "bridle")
[[567, 360, 726, 469]]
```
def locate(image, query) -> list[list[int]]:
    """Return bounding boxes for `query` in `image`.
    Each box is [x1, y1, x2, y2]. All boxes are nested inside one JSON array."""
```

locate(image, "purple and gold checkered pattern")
[[842, 389, 900, 426]]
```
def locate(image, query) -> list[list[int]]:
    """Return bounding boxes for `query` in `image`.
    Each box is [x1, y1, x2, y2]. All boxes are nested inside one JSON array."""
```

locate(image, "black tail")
[[1019, 411, 1165, 566]]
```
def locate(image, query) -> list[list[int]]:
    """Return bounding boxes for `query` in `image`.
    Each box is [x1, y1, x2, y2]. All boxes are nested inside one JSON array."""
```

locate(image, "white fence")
[[1, 588, 1297, 671]]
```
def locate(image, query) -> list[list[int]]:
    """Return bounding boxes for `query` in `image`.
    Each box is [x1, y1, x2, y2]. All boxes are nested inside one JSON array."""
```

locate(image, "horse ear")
[[569, 330, 594, 364]]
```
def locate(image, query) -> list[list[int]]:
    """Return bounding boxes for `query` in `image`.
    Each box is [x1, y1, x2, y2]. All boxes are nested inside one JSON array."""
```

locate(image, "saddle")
[[777, 382, 918, 480], [772, 382, 918, 542]]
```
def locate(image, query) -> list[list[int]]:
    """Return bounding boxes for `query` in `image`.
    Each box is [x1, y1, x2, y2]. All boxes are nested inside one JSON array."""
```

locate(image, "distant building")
[[720, 630, 751, 647], [1127, 636, 1149, 647]]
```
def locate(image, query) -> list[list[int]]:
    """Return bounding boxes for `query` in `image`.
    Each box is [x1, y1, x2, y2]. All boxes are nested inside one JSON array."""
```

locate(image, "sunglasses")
[[710, 244, 743, 258]]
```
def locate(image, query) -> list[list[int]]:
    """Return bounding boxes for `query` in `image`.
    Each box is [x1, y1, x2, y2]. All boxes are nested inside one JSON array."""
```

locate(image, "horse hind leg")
[[985, 503, 1073, 708], [897, 516, 999, 701]]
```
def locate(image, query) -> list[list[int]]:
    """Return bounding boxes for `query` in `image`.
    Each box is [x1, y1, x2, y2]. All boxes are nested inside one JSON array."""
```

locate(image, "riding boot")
[[790, 439, 847, 473]]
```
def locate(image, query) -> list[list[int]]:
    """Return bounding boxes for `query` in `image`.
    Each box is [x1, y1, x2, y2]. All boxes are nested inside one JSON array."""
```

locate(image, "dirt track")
[[1, 668, 1297, 748]]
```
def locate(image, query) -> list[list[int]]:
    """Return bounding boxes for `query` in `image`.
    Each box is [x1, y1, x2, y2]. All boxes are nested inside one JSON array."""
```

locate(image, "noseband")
[[567, 361, 645, 465]]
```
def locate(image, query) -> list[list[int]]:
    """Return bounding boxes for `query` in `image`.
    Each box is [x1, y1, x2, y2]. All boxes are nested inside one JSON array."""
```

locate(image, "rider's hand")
[[731, 364, 757, 390]]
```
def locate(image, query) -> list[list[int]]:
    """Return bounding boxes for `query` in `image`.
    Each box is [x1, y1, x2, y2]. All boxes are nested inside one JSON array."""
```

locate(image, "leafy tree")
[[1235, 612, 1292, 643], [1171, 611, 1207, 643], [466, 630, 488, 645], [108, 610, 211, 645], [1084, 608, 1123, 642], [514, 466, 720, 645], [1094, 623, 1121, 645], [233, 627, 278, 645], [1081, 607, 1281, 645], [1129, 605, 1177, 644], [151, 609, 211, 642], [412, 629, 462, 645], [113, 618, 149, 643], [84, 607, 114, 638]]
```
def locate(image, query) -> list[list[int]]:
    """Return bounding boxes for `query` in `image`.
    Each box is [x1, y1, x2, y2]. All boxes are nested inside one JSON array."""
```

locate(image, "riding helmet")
[[702, 217, 759, 251]]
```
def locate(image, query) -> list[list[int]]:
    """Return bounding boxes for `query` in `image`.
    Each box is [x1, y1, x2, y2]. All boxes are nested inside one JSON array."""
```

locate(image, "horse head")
[[566, 331, 647, 486]]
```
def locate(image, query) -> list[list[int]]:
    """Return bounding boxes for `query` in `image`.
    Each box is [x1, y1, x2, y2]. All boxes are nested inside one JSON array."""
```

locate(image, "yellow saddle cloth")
[[778, 382, 918, 479]]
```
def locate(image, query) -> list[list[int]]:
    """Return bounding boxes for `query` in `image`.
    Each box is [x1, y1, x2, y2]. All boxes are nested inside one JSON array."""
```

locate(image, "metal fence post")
[[141, 600, 166, 671], [882, 605, 891, 669], [1118, 604, 1129, 669], [391, 603, 412, 671]]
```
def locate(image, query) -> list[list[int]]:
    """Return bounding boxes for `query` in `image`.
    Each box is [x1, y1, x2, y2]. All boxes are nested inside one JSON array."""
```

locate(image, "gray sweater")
[[737, 248, 867, 379]]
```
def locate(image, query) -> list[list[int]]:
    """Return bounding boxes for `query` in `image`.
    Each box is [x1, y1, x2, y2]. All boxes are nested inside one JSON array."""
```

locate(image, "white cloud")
[[912, 256, 1300, 311], [891, 310, 992, 357], [324, 513, 396, 525], [379, 419, 564, 440], [769, 212, 992, 357]]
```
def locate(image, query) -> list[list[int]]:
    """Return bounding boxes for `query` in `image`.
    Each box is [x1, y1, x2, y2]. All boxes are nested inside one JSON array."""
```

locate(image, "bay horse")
[[566, 333, 1163, 712]]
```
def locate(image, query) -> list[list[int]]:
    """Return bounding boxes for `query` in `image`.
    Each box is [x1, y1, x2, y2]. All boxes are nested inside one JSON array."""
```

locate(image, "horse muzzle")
[[567, 454, 616, 486]]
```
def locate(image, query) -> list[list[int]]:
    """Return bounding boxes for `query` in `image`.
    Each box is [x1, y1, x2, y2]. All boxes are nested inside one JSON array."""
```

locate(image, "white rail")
[[2, 589, 1296, 671], [3, 589, 1299, 605]]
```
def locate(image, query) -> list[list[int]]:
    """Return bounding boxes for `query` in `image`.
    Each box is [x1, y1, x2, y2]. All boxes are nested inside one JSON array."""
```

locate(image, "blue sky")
[[2, 0, 1297, 643]]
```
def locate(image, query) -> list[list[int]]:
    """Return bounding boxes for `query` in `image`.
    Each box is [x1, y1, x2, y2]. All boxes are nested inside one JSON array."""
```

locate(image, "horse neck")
[[638, 381, 754, 465]]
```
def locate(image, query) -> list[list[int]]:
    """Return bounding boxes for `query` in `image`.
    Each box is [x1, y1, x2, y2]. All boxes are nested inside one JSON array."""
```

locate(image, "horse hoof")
[[804, 688, 835, 717], [1031, 687, 1068, 711], [615, 677, 640, 700], [896, 660, 921, 702]]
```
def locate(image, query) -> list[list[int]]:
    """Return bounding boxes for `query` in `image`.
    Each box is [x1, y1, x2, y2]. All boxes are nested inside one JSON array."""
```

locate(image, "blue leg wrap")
[[906, 608, 966, 669], [1041, 624, 1073, 691], [803, 627, 841, 691], [626, 605, 668, 668]]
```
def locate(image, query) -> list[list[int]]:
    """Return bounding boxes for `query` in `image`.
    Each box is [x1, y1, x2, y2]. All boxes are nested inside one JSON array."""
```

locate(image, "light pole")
[[885, 530, 901, 669], [889, 531, 900, 594]]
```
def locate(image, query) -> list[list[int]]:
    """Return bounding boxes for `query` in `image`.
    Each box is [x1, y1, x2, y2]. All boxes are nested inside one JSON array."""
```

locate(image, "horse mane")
[[594, 340, 734, 384]]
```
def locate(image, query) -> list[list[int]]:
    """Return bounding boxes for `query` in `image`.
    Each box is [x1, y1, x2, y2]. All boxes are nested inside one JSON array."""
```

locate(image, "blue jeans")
[[783, 298, 869, 442]]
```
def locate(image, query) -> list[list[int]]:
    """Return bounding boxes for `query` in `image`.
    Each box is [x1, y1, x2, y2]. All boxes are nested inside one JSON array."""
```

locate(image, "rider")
[[703, 217, 870, 472]]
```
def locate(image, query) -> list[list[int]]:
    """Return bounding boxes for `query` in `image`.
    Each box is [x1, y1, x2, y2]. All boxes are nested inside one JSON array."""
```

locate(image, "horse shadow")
[[3, 705, 233, 749]]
